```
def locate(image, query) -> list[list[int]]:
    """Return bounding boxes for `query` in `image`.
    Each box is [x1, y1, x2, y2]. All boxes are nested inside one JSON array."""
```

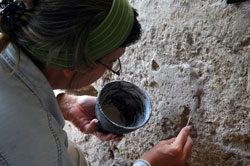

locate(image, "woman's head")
[[0, 0, 141, 72], [44, 47, 126, 89]]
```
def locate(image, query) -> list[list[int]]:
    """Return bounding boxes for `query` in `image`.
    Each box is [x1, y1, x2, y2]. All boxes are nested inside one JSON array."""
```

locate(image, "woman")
[[0, 0, 193, 165]]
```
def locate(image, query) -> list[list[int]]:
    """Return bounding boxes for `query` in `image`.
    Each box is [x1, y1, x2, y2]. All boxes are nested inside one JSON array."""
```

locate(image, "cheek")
[[70, 66, 107, 89], [89, 66, 107, 82]]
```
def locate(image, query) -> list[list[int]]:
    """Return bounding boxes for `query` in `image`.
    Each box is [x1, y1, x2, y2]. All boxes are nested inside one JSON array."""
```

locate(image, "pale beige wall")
[[65, 0, 250, 165]]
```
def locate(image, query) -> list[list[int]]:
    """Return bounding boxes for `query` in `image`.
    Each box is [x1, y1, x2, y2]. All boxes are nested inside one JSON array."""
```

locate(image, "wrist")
[[142, 153, 154, 166], [55, 91, 75, 120]]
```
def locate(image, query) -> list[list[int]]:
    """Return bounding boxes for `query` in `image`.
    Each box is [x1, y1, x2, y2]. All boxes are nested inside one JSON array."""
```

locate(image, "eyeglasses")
[[98, 58, 122, 76]]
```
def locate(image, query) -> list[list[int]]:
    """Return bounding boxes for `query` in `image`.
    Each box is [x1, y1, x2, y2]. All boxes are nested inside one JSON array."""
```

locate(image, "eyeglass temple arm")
[[97, 60, 121, 76]]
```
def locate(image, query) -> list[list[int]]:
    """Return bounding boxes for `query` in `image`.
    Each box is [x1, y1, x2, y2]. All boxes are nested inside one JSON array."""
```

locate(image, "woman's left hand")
[[57, 94, 122, 142]]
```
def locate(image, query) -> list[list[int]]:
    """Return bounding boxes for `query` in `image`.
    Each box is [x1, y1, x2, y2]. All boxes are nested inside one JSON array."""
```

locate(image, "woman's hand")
[[142, 126, 193, 166], [57, 93, 122, 142]]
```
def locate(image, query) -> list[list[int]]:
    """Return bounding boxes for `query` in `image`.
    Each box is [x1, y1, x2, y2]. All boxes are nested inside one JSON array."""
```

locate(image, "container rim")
[[96, 80, 151, 129]]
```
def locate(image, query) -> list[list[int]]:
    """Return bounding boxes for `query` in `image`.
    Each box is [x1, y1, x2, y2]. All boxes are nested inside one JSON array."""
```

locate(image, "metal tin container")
[[95, 81, 151, 135]]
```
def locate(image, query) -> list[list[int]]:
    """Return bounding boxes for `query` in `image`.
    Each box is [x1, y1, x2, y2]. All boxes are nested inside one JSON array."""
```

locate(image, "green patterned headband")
[[26, 0, 134, 70]]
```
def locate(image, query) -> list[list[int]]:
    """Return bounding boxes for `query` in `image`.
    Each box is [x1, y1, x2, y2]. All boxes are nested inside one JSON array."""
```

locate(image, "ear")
[[63, 70, 75, 79]]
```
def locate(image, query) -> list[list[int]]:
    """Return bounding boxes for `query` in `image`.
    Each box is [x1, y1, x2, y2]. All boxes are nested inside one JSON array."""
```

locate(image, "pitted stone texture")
[[64, 0, 250, 165]]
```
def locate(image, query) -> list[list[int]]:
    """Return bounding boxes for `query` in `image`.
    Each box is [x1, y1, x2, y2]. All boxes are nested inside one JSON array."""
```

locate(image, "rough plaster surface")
[[64, 0, 250, 165]]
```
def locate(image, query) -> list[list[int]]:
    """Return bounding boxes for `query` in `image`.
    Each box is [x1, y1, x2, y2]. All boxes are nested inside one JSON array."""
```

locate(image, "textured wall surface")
[[64, 0, 250, 165]]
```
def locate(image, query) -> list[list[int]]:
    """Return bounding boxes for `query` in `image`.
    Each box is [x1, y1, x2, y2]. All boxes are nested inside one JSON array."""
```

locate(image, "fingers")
[[82, 118, 123, 142], [164, 137, 176, 144], [83, 119, 98, 134], [113, 135, 123, 142], [94, 132, 112, 141], [94, 132, 114, 141], [182, 136, 193, 160], [94, 131, 123, 142], [172, 126, 191, 147]]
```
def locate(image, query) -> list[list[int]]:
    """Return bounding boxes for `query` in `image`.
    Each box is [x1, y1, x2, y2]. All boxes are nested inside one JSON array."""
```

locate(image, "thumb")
[[172, 126, 191, 147], [83, 119, 98, 134]]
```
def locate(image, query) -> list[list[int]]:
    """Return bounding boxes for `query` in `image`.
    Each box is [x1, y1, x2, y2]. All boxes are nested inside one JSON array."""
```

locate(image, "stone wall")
[[64, 0, 250, 165]]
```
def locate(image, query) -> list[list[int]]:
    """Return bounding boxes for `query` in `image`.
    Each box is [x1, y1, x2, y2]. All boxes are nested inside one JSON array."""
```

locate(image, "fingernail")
[[186, 126, 192, 130], [94, 119, 99, 123], [96, 132, 101, 137]]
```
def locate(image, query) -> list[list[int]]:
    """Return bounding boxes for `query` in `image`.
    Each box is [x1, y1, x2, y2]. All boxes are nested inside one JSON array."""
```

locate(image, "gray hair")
[[0, 0, 113, 71]]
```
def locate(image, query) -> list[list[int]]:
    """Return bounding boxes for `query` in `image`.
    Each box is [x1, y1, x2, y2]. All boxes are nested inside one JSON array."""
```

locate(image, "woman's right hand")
[[57, 94, 122, 142], [142, 126, 193, 166]]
